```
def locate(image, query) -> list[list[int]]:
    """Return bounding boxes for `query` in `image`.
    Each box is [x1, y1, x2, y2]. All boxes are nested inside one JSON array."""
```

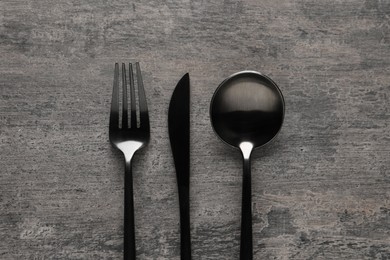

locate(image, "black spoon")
[[210, 71, 285, 260]]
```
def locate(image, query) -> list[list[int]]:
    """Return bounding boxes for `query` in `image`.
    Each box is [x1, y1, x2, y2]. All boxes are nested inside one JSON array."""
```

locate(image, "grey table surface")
[[1, 0, 389, 259]]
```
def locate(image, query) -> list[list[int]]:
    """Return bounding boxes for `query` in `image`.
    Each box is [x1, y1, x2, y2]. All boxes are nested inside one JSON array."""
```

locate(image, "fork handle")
[[124, 159, 136, 260]]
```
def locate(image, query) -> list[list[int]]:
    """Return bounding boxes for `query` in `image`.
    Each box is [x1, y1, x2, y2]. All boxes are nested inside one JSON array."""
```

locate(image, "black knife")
[[168, 73, 191, 260]]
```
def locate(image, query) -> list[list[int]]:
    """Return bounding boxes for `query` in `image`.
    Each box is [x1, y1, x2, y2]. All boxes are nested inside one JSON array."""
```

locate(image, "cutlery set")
[[109, 62, 285, 260]]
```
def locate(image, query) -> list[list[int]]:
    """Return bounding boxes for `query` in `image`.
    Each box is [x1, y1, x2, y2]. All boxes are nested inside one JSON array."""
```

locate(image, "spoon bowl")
[[210, 71, 284, 148], [210, 71, 284, 259]]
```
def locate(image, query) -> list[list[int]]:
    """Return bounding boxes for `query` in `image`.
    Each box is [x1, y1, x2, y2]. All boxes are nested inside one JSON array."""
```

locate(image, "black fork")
[[109, 62, 150, 260]]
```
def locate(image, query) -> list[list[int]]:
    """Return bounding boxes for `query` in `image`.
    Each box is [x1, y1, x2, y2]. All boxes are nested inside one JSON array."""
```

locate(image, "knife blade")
[[168, 73, 191, 260]]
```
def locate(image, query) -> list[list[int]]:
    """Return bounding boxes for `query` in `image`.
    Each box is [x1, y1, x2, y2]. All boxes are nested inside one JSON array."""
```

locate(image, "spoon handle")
[[240, 155, 253, 260]]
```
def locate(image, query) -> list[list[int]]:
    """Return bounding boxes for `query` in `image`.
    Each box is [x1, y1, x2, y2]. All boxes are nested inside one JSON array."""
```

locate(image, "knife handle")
[[240, 156, 253, 260], [124, 159, 136, 260], [178, 186, 191, 260]]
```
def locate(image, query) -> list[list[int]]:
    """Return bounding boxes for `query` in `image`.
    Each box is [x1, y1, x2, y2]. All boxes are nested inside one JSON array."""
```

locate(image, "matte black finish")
[[168, 73, 191, 260], [109, 63, 150, 260], [210, 71, 284, 260]]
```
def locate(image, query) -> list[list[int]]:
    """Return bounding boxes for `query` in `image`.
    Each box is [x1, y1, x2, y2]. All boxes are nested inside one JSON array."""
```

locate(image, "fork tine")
[[136, 62, 149, 130], [121, 63, 128, 129], [109, 63, 119, 130], [129, 63, 137, 128]]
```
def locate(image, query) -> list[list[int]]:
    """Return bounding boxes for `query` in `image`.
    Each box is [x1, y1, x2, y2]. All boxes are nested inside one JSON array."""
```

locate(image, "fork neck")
[[117, 141, 143, 162]]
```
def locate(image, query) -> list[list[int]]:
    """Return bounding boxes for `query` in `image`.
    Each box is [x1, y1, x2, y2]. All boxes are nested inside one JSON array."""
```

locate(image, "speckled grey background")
[[1, 0, 389, 259]]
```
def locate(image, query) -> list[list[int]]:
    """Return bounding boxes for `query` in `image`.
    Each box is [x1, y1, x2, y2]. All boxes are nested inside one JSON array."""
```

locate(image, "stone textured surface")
[[1, 0, 389, 259]]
